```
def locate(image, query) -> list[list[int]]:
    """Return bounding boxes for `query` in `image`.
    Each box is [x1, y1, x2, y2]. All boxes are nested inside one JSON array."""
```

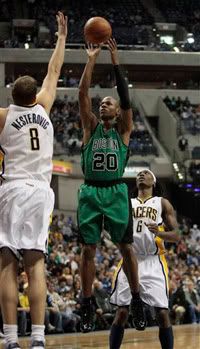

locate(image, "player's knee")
[[118, 243, 133, 257], [156, 308, 171, 328], [119, 244, 134, 261], [113, 307, 129, 327], [82, 244, 96, 260]]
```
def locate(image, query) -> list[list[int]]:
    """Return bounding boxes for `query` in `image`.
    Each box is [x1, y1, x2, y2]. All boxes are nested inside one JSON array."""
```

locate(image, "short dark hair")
[[12, 75, 37, 106]]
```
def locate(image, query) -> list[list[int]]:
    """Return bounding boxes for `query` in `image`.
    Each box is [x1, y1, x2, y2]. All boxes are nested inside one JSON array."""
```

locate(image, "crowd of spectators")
[[51, 95, 157, 157], [1, 0, 200, 51], [163, 95, 200, 176], [155, 0, 200, 52], [0, 212, 199, 337], [163, 96, 200, 135], [0, 0, 154, 48]]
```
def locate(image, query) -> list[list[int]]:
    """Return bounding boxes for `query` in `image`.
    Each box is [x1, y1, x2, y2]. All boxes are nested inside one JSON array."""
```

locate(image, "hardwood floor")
[[0, 324, 199, 348]]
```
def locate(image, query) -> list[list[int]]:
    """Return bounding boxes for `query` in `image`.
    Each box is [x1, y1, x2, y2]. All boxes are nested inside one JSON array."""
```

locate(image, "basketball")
[[84, 17, 112, 44]]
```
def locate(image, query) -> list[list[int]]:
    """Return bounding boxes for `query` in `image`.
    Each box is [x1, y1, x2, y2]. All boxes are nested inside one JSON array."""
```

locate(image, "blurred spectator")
[[178, 136, 188, 151], [190, 224, 200, 241], [184, 280, 200, 323]]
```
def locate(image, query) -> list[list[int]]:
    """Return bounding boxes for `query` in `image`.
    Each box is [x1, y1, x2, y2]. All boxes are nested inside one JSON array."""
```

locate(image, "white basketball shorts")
[[110, 254, 169, 309], [0, 179, 55, 257]]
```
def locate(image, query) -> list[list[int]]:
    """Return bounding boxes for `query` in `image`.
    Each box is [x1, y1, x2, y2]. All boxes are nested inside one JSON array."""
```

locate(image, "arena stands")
[[155, 0, 200, 51], [50, 96, 158, 157], [1, 0, 200, 51], [0, 0, 154, 48], [163, 95, 200, 182]]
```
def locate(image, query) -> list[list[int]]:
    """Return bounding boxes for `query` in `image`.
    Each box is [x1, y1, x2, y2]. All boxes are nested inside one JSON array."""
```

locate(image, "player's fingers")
[[106, 38, 111, 45], [109, 37, 115, 46], [113, 38, 117, 46], [57, 11, 62, 22], [109, 40, 115, 50]]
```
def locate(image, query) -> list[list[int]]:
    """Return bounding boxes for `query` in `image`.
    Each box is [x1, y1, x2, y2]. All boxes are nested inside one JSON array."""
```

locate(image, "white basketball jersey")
[[0, 104, 54, 184], [131, 196, 165, 256]]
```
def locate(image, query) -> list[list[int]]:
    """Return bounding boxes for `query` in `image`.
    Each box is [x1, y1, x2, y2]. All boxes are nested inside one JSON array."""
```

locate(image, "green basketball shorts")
[[77, 182, 133, 244]]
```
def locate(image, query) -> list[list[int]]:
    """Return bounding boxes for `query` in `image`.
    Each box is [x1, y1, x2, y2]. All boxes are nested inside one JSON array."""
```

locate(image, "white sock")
[[31, 325, 45, 343], [3, 324, 18, 344]]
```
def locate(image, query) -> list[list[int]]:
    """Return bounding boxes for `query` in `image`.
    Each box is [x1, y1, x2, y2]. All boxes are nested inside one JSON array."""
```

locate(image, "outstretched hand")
[[56, 11, 68, 39], [107, 38, 119, 65], [86, 43, 102, 60]]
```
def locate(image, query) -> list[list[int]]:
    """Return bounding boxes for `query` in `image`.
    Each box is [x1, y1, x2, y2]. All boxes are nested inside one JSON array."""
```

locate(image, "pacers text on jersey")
[[132, 206, 158, 221], [11, 113, 50, 131]]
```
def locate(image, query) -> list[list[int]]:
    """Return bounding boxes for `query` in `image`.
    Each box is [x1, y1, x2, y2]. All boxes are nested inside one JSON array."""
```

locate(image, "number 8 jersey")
[[0, 104, 54, 184], [81, 123, 128, 181]]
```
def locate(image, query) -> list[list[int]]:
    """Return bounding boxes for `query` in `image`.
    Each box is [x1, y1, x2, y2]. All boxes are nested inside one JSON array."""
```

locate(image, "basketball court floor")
[[0, 324, 199, 348]]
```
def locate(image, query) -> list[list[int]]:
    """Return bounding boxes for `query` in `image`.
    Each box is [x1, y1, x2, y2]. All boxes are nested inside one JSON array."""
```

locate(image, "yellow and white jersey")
[[0, 104, 53, 184], [132, 196, 165, 256]]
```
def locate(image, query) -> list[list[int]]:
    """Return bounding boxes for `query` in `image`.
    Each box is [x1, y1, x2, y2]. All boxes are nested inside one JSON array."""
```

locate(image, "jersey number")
[[92, 152, 118, 171], [136, 220, 143, 233], [30, 128, 40, 150]]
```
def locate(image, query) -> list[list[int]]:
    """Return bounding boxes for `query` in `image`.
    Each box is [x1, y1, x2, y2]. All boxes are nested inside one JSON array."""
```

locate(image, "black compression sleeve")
[[113, 65, 131, 110]]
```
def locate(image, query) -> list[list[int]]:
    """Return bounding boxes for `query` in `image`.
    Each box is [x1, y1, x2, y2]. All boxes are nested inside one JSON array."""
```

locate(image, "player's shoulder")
[[0, 107, 9, 130], [161, 197, 173, 209], [0, 107, 9, 117]]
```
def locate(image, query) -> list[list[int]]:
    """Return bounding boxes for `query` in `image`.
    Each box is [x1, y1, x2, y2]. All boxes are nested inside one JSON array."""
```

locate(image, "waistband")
[[0, 178, 51, 189], [84, 179, 124, 187]]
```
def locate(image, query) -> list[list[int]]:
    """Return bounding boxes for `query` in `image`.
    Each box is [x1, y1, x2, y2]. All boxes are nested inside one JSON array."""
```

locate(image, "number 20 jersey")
[[81, 123, 128, 181], [0, 104, 53, 184]]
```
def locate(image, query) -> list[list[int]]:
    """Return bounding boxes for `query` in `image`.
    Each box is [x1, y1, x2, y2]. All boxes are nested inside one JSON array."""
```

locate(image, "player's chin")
[[137, 181, 147, 188], [101, 114, 114, 121]]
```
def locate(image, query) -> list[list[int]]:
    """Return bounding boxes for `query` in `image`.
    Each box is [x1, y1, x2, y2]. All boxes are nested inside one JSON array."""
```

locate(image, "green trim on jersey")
[[81, 123, 128, 181]]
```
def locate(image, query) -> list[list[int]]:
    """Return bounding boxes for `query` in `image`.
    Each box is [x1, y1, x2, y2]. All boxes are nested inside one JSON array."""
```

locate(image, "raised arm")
[[78, 44, 100, 144], [36, 12, 68, 114], [107, 38, 133, 145]]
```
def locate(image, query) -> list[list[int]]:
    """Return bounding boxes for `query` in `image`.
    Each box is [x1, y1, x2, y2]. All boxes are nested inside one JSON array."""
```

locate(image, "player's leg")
[[155, 308, 174, 349], [118, 243, 145, 331], [78, 185, 102, 332], [109, 307, 129, 349], [0, 248, 20, 349], [23, 250, 46, 349], [80, 244, 97, 332], [105, 184, 145, 330], [80, 244, 97, 298]]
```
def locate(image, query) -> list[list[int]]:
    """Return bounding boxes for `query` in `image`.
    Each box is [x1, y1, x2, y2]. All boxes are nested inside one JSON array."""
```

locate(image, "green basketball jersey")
[[81, 123, 129, 181]]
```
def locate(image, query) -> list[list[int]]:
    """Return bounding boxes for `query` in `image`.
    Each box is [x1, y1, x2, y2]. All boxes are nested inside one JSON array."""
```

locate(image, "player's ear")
[[116, 105, 120, 117]]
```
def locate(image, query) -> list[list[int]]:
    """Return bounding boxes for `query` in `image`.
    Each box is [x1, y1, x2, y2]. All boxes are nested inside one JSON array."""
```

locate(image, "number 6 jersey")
[[81, 123, 128, 181], [0, 104, 53, 184], [132, 196, 166, 256]]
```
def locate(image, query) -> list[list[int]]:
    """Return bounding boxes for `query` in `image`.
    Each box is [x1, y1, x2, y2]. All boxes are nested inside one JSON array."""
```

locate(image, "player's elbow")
[[78, 87, 84, 95], [48, 64, 61, 78], [173, 232, 181, 243], [78, 87, 88, 99]]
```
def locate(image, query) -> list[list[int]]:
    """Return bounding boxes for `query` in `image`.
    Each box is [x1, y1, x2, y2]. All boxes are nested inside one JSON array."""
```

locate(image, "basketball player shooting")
[[110, 170, 180, 349], [0, 12, 67, 349], [78, 38, 146, 333]]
